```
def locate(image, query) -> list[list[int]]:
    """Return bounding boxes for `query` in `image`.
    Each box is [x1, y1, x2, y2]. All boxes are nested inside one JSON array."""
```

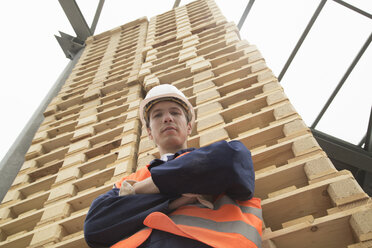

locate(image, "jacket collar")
[[148, 147, 195, 170]]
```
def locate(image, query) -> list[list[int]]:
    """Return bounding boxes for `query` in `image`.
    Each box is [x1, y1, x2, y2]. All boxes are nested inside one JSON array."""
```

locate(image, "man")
[[84, 84, 262, 247]]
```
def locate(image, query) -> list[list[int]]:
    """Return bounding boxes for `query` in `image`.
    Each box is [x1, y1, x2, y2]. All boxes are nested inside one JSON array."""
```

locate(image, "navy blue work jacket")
[[84, 140, 255, 247]]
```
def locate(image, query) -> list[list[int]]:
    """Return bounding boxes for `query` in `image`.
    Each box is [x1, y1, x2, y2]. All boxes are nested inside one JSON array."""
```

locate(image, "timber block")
[[283, 119, 308, 137], [327, 178, 369, 207], [225, 32, 240, 45], [199, 128, 229, 147], [186, 56, 205, 67], [25, 144, 44, 160], [11, 174, 30, 188], [55, 167, 82, 186], [273, 103, 296, 121], [20, 160, 37, 172], [127, 109, 140, 120], [304, 157, 337, 182], [266, 91, 287, 106], [197, 102, 223, 118], [190, 60, 212, 74], [32, 131, 48, 144], [46, 184, 77, 205], [71, 126, 95, 143], [67, 140, 90, 155], [193, 80, 215, 94], [180, 46, 197, 56], [193, 70, 214, 83], [43, 105, 57, 117], [62, 153, 87, 168], [117, 145, 137, 161], [348, 241, 372, 248], [141, 61, 153, 69], [38, 203, 73, 227], [197, 113, 225, 133], [137, 154, 156, 170], [146, 54, 157, 62], [247, 51, 264, 63], [195, 88, 220, 105], [82, 88, 101, 103], [144, 76, 160, 91], [183, 39, 199, 49], [29, 224, 67, 248], [1, 190, 22, 205], [121, 133, 138, 146], [83, 98, 101, 110], [139, 68, 151, 79], [113, 159, 135, 176], [0, 207, 14, 223], [179, 51, 198, 63], [183, 34, 198, 43], [292, 137, 319, 157], [123, 119, 141, 133], [177, 31, 192, 40], [327, 198, 371, 215], [251, 62, 268, 73], [258, 70, 275, 82], [79, 108, 98, 118], [139, 139, 156, 154], [350, 209, 372, 242], [147, 49, 158, 57], [76, 115, 98, 129], [42, 114, 56, 125]]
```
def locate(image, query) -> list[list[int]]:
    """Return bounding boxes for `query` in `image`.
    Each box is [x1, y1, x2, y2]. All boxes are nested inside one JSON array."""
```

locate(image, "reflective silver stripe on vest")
[[170, 215, 262, 248], [213, 196, 262, 220]]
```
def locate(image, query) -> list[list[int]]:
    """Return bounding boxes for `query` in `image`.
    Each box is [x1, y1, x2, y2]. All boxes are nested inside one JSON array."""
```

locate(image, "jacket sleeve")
[[84, 188, 175, 247], [150, 140, 255, 200]]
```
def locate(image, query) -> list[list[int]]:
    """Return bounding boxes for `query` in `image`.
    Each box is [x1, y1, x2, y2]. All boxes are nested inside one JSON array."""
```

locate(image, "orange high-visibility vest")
[[112, 195, 262, 248], [112, 154, 262, 248]]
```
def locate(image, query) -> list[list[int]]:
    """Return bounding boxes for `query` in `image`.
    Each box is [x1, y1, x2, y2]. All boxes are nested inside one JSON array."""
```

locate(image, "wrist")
[[133, 177, 160, 194]]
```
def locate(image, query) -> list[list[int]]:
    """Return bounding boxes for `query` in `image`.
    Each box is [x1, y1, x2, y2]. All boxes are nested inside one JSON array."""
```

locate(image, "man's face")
[[147, 101, 192, 153]]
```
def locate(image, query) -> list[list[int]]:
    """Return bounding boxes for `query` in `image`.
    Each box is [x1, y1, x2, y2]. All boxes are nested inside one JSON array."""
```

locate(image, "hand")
[[133, 177, 160, 194], [119, 180, 137, 196], [169, 195, 198, 210]]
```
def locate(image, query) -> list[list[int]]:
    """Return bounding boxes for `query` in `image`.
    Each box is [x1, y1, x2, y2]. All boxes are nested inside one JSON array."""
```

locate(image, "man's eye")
[[171, 111, 180, 115], [153, 113, 162, 118]]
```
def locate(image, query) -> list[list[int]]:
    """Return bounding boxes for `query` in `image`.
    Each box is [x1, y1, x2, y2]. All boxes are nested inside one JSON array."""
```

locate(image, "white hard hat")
[[139, 84, 195, 127]]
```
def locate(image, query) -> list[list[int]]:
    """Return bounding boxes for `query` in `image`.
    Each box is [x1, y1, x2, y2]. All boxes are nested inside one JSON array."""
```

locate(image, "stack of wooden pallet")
[[0, 18, 148, 248], [1, 0, 371, 247]]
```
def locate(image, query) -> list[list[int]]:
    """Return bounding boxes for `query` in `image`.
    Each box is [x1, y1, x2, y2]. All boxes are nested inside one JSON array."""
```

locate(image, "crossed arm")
[[84, 140, 255, 247]]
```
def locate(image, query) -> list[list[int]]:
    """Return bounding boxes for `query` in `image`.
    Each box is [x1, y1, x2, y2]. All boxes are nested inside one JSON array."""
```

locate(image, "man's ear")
[[147, 127, 153, 140], [187, 122, 192, 135]]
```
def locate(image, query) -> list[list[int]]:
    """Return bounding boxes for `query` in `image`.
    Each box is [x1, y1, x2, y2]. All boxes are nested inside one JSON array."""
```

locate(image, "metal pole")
[[333, 0, 372, 20], [278, 0, 327, 82], [59, 0, 92, 41], [237, 0, 255, 30], [358, 135, 366, 147], [173, 0, 181, 9], [311, 32, 372, 128], [365, 106, 372, 151], [90, 0, 105, 34], [0, 49, 84, 203]]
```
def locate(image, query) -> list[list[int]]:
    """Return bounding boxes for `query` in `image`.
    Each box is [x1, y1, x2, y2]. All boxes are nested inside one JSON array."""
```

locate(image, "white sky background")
[[0, 0, 371, 162]]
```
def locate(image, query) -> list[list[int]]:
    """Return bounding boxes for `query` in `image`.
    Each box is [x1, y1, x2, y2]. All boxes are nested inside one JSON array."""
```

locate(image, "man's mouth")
[[162, 126, 177, 132]]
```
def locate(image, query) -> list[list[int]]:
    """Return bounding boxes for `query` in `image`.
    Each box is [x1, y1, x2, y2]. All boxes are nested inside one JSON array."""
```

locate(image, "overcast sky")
[[0, 0, 371, 162]]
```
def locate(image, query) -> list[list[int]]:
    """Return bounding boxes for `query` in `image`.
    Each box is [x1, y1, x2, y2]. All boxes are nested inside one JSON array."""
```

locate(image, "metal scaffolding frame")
[[236, 0, 372, 194]]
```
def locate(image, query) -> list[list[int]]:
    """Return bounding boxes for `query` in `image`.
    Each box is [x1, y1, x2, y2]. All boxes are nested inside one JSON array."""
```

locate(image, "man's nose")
[[163, 112, 174, 123]]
